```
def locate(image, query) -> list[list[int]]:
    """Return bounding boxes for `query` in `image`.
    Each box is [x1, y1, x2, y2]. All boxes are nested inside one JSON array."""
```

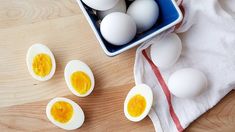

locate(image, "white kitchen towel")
[[134, 0, 235, 132]]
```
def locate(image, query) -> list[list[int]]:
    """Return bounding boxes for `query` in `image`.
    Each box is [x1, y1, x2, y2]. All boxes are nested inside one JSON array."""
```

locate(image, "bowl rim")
[[77, 0, 183, 57]]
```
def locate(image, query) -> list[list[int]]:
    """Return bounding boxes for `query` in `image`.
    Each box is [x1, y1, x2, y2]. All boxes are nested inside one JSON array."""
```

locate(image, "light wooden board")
[[0, 0, 234, 131]]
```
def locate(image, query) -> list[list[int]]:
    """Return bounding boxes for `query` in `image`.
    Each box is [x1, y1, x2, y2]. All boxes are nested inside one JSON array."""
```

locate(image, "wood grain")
[[185, 91, 235, 132], [0, 0, 234, 131], [0, 14, 136, 107], [0, 0, 80, 29], [0, 84, 154, 132]]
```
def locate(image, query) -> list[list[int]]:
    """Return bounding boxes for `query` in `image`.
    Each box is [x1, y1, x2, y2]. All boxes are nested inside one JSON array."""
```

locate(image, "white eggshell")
[[100, 12, 136, 46], [150, 33, 182, 69], [97, 0, 126, 20], [64, 60, 95, 97], [26, 44, 56, 81], [127, 0, 159, 33], [168, 68, 208, 98], [82, 0, 119, 11], [124, 84, 153, 122], [46, 97, 85, 130]]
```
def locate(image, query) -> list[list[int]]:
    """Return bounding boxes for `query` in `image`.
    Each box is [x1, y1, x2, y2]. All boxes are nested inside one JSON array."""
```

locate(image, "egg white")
[[100, 12, 137, 46], [82, 0, 119, 11], [64, 60, 95, 97], [124, 84, 153, 122], [127, 0, 159, 33], [168, 68, 207, 98], [46, 97, 85, 130], [26, 44, 56, 81], [150, 33, 182, 70]]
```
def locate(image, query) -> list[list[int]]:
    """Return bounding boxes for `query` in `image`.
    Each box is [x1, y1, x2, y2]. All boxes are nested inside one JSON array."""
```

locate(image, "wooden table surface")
[[0, 0, 234, 131]]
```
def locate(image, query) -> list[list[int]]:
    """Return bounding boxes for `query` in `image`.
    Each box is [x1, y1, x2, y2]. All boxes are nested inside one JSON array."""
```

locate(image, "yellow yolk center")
[[51, 101, 73, 123], [32, 53, 52, 77], [127, 94, 146, 117], [70, 71, 91, 95]]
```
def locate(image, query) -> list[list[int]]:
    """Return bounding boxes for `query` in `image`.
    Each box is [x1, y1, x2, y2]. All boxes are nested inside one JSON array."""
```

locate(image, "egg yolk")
[[32, 53, 52, 77], [51, 101, 73, 123], [70, 71, 91, 95], [127, 94, 146, 117]]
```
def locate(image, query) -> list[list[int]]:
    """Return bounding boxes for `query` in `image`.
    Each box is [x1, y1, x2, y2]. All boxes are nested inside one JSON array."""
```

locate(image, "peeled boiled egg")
[[168, 68, 208, 98], [127, 0, 159, 33], [64, 60, 95, 97], [46, 97, 85, 130], [82, 0, 119, 11], [97, 0, 126, 20], [26, 44, 56, 81], [150, 33, 182, 70], [100, 12, 136, 46], [124, 84, 153, 122]]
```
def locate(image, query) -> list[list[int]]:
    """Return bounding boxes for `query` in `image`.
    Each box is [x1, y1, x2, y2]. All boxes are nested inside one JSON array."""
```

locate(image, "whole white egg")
[[97, 0, 126, 20], [168, 68, 208, 98], [127, 0, 159, 33], [150, 33, 182, 70], [82, 0, 119, 11], [100, 12, 136, 46], [26, 44, 56, 81], [46, 97, 85, 130], [64, 60, 95, 97], [124, 84, 153, 122]]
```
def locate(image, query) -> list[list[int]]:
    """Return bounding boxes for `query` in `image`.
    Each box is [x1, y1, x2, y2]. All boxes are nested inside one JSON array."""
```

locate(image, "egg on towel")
[[97, 0, 126, 20], [82, 0, 119, 11], [26, 44, 56, 81], [46, 97, 85, 130], [127, 0, 159, 33], [168, 68, 208, 98], [150, 33, 182, 70], [100, 12, 136, 46], [124, 84, 153, 122], [64, 60, 95, 97]]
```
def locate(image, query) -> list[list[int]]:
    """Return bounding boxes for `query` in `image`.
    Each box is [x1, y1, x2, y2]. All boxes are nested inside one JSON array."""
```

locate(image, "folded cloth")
[[134, 0, 235, 131]]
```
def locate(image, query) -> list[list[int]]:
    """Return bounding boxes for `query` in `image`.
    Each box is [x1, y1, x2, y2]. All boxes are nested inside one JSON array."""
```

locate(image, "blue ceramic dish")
[[77, 0, 183, 56]]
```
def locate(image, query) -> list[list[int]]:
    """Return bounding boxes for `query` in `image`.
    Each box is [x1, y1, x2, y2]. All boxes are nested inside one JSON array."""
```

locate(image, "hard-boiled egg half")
[[46, 97, 85, 130], [26, 44, 56, 81], [124, 84, 153, 122], [64, 60, 95, 97]]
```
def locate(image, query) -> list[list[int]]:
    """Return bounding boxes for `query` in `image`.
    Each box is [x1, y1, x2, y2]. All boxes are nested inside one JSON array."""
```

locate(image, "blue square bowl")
[[77, 0, 183, 56]]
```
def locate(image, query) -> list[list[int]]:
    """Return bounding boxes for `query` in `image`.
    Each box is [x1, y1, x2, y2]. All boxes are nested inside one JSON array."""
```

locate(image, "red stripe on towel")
[[142, 50, 184, 132]]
